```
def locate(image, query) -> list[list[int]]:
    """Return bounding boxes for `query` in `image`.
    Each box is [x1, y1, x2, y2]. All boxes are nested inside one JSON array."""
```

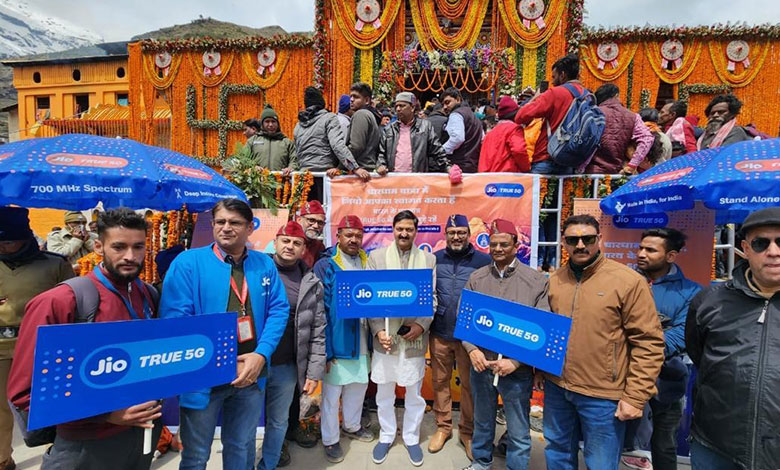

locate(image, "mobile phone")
[[396, 325, 411, 336], [539, 81, 549, 93]]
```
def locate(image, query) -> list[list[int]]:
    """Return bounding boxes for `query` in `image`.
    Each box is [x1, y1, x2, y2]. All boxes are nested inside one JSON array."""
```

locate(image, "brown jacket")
[[547, 255, 664, 410], [461, 260, 550, 373]]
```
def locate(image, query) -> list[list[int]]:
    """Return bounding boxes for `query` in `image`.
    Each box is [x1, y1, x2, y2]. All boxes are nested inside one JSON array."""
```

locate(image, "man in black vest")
[[440, 87, 483, 173]]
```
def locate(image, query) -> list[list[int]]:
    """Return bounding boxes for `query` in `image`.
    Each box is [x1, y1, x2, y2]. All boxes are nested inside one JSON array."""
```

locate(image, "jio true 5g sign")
[[335, 269, 434, 319]]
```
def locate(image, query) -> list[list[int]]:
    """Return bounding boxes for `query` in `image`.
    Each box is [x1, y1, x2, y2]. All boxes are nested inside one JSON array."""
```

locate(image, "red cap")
[[299, 200, 325, 216], [489, 219, 517, 238], [497, 96, 519, 120], [277, 221, 306, 239], [337, 215, 364, 230]]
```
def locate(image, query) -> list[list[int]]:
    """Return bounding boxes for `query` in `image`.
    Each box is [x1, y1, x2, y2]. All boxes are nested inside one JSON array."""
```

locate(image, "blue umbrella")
[[600, 138, 780, 223], [0, 134, 247, 211]]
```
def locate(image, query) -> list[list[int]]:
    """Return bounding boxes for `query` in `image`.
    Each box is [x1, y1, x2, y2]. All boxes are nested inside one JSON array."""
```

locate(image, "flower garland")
[[313, 0, 328, 89], [239, 50, 291, 89], [580, 42, 638, 82], [142, 52, 183, 90], [644, 40, 703, 84], [77, 252, 103, 277], [497, 0, 567, 49], [409, 0, 489, 51], [708, 40, 769, 88], [187, 50, 235, 87], [711, 236, 717, 281], [625, 60, 635, 109], [678, 83, 732, 103], [433, 0, 469, 20], [330, 0, 403, 50], [639, 89, 652, 109], [559, 178, 574, 265], [139, 36, 313, 53], [582, 23, 780, 43], [565, 0, 586, 53]]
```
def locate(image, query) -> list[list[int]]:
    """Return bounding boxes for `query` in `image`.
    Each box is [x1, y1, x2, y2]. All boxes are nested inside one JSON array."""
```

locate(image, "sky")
[[27, 0, 780, 41]]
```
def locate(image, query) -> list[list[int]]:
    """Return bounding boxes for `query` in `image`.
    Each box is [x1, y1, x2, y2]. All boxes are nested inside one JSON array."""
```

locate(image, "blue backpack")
[[546, 83, 605, 168]]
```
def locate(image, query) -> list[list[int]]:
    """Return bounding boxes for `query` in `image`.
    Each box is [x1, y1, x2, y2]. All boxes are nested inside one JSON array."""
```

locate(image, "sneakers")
[[495, 408, 506, 426], [343, 426, 375, 442], [324, 443, 345, 463], [290, 425, 318, 448], [621, 454, 653, 470], [277, 441, 291, 468], [372, 442, 392, 464], [405, 444, 424, 467]]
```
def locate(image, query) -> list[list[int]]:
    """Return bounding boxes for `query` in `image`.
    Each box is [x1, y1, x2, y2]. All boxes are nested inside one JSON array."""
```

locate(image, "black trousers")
[[624, 399, 684, 470], [285, 383, 300, 439]]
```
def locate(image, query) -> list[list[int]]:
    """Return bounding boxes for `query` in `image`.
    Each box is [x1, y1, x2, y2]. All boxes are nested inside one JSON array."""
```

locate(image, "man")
[[260, 221, 326, 470], [376, 92, 459, 179], [543, 214, 664, 470], [159, 198, 289, 470], [314, 215, 375, 463], [8, 208, 162, 470], [460, 219, 549, 470], [441, 87, 482, 173], [47, 211, 98, 271], [337, 94, 352, 137], [243, 118, 260, 140], [428, 214, 490, 458], [247, 104, 298, 173], [344, 82, 381, 174], [658, 100, 697, 155], [514, 54, 583, 175], [477, 96, 529, 173], [296, 200, 327, 269], [0, 207, 73, 470], [698, 94, 751, 150], [587, 84, 653, 175], [427, 103, 449, 144], [293, 86, 370, 181], [622, 229, 701, 470], [686, 207, 780, 470], [368, 211, 436, 467]]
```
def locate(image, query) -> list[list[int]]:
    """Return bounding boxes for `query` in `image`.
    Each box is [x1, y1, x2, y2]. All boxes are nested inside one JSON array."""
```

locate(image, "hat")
[[338, 95, 351, 114], [488, 219, 517, 238], [445, 214, 469, 229], [394, 92, 416, 106], [277, 221, 306, 239], [64, 211, 87, 224], [497, 96, 519, 120], [155, 245, 185, 279], [304, 86, 326, 109], [740, 207, 780, 236], [260, 104, 278, 123], [337, 215, 364, 231], [0, 207, 34, 241], [300, 200, 325, 216]]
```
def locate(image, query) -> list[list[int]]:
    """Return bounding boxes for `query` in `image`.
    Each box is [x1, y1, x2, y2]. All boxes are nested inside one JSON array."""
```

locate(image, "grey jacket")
[[366, 245, 436, 358], [293, 107, 359, 172], [293, 269, 327, 389], [346, 108, 380, 170], [377, 118, 451, 173]]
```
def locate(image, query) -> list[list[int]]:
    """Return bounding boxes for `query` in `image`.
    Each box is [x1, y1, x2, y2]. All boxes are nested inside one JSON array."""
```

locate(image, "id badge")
[[237, 315, 255, 343]]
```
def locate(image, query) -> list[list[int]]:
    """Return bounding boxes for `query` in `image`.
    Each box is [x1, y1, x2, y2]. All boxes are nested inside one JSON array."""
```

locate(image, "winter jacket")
[[477, 120, 529, 173], [46, 228, 97, 268], [587, 98, 645, 174], [246, 132, 299, 171], [448, 103, 483, 173], [427, 110, 449, 144], [698, 121, 751, 149], [377, 117, 451, 173], [159, 244, 290, 410], [515, 82, 583, 164], [685, 261, 780, 470], [547, 254, 665, 410], [663, 119, 698, 154], [432, 244, 491, 341], [346, 107, 380, 170], [293, 106, 359, 172]]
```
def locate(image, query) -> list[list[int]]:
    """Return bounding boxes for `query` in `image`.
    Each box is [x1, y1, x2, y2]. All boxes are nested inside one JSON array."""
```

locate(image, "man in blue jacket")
[[313, 215, 375, 464], [160, 198, 290, 470], [429, 214, 490, 459], [622, 228, 701, 470]]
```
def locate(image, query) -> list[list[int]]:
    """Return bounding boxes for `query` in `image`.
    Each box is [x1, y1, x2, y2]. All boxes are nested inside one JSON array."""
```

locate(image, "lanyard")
[[212, 244, 249, 314], [93, 266, 152, 320]]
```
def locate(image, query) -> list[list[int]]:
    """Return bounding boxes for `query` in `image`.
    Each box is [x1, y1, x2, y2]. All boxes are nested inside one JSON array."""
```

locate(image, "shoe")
[[277, 441, 291, 468], [621, 455, 653, 470], [0, 459, 15, 470], [292, 425, 318, 449], [495, 408, 506, 426], [427, 430, 451, 453], [405, 444, 424, 467], [372, 442, 392, 464], [459, 437, 473, 461], [324, 443, 345, 463], [343, 425, 375, 442]]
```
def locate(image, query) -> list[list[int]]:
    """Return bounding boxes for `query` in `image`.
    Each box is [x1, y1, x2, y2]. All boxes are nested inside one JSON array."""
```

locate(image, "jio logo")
[[474, 310, 495, 333], [353, 284, 375, 304], [476, 232, 490, 249], [253, 217, 261, 230], [418, 243, 432, 252], [484, 184, 498, 196], [84, 348, 131, 386]]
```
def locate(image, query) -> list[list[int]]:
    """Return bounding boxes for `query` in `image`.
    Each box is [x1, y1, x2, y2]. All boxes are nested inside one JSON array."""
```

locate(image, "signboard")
[[334, 269, 434, 319], [454, 290, 572, 375], [29, 314, 236, 430], [191, 208, 290, 252]]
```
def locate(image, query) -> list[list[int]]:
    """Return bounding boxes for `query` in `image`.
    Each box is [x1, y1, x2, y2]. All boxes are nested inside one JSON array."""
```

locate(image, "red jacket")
[[515, 82, 583, 163], [478, 120, 529, 172], [8, 268, 155, 441], [664, 119, 698, 154], [303, 237, 325, 268]]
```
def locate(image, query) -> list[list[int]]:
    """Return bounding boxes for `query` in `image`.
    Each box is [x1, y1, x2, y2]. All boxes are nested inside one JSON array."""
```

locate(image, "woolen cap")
[[489, 219, 517, 238], [445, 214, 469, 229], [277, 221, 306, 239], [394, 92, 417, 106], [740, 207, 780, 236], [338, 95, 351, 114], [0, 207, 34, 241], [260, 104, 278, 123], [497, 96, 519, 120], [64, 211, 87, 224], [338, 215, 364, 231], [300, 200, 325, 216]]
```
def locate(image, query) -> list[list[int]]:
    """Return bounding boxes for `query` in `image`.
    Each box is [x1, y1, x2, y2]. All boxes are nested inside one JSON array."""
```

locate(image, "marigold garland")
[[433, 0, 469, 20], [559, 178, 574, 266], [187, 50, 235, 87], [142, 52, 183, 90], [497, 0, 567, 49], [140, 36, 313, 53], [708, 40, 769, 88], [77, 252, 103, 277], [409, 0, 489, 51], [711, 236, 717, 281], [330, 0, 403, 50], [644, 40, 703, 84], [580, 42, 638, 82], [240, 50, 292, 89]]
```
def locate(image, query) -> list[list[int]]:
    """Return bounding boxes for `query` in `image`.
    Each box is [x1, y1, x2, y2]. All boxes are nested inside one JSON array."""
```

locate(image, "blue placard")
[[455, 290, 572, 375], [335, 269, 434, 319], [28, 314, 236, 430]]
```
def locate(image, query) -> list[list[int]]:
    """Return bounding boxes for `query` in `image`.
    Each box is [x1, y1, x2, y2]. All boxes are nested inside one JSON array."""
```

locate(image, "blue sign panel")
[[455, 290, 572, 375], [335, 269, 434, 319], [29, 314, 236, 430]]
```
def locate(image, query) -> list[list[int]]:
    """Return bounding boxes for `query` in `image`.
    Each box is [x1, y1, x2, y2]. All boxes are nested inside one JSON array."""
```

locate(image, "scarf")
[[697, 118, 736, 150], [0, 239, 40, 269], [665, 117, 688, 145], [332, 246, 367, 270], [384, 242, 428, 350]]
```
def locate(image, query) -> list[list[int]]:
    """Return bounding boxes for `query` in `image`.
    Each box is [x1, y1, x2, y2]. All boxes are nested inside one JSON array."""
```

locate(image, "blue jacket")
[[313, 246, 368, 361], [432, 244, 491, 340], [160, 244, 290, 410]]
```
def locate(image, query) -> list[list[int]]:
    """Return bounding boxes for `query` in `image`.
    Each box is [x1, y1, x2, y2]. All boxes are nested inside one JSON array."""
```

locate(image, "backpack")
[[546, 83, 606, 168], [11, 276, 159, 447]]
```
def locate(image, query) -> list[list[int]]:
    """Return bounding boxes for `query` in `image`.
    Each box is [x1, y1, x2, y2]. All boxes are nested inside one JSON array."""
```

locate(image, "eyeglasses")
[[749, 237, 780, 253], [446, 230, 469, 238], [302, 217, 326, 227], [564, 235, 598, 246]]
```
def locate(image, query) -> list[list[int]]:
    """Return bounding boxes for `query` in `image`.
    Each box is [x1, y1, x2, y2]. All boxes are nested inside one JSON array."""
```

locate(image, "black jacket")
[[685, 261, 780, 469], [377, 118, 451, 173]]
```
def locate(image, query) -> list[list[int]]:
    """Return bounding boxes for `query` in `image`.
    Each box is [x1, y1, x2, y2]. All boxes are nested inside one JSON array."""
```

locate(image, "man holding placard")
[[460, 219, 550, 470], [367, 210, 436, 467]]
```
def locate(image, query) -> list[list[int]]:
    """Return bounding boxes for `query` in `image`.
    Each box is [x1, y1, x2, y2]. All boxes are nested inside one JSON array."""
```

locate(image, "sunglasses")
[[564, 235, 598, 246], [749, 237, 780, 253]]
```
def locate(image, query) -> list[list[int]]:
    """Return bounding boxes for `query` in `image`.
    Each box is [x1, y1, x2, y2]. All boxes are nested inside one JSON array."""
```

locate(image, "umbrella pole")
[[143, 424, 152, 454], [493, 353, 503, 387]]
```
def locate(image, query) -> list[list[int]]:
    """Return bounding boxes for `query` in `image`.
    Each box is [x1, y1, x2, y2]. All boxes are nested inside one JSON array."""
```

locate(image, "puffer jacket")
[[293, 106, 359, 171], [377, 117, 451, 173], [685, 261, 780, 470], [291, 264, 327, 390], [589, 97, 636, 173], [246, 132, 299, 171]]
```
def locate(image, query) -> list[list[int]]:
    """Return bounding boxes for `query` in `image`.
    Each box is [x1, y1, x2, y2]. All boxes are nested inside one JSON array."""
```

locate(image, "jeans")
[[180, 384, 264, 470], [530, 159, 573, 175], [258, 363, 298, 470], [543, 380, 625, 470], [470, 367, 533, 470], [690, 439, 741, 470]]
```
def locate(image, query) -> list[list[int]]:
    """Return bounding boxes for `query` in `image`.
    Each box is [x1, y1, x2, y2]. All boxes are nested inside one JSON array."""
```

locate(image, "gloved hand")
[[448, 164, 463, 184]]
